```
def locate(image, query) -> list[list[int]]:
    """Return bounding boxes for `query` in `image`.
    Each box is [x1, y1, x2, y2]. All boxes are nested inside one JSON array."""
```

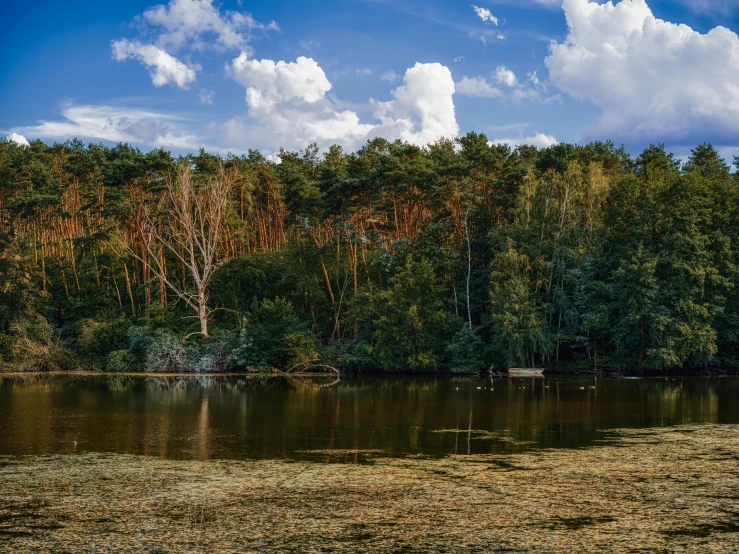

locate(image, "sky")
[[2, 0, 739, 158]]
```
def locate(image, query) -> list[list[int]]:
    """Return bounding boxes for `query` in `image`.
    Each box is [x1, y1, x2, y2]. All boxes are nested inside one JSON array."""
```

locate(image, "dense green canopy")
[[1, 135, 737, 373]]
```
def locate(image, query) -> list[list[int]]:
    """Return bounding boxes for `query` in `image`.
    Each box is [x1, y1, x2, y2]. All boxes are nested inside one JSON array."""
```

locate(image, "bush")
[[241, 298, 317, 369], [8, 317, 78, 371], [77, 316, 132, 361], [104, 349, 135, 372], [125, 325, 238, 373], [447, 326, 485, 374], [284, 332, 319, 369], [320, 341, 377, 372]]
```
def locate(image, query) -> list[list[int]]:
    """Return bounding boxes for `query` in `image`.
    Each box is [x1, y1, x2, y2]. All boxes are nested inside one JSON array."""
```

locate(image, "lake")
[[1, 373, 737, 461]]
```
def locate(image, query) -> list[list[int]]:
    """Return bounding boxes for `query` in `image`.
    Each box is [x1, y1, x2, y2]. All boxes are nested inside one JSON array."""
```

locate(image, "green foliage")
[[320, 341, 377, 372], [77, 316, 132, 362], [6, 317, 78, 371], [0, 232, 43, 333], [104, 350, 134, 372], [1, 136, 739, 374], [489, 244, 552, 369], [447, 326, 485, 374], [369, 259, 458, 372], [236, 298, 317, 369]]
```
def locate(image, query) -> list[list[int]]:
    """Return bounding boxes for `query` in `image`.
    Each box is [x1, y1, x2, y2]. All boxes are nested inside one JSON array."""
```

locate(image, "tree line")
[[1, 134, 737, 373]]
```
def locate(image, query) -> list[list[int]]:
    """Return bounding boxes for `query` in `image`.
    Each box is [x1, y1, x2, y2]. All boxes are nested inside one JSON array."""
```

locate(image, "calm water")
[[0, 374, 738, 462]]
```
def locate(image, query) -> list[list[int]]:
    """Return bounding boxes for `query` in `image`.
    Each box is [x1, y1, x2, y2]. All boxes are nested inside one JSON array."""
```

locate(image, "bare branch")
[[123, 162, 235, 337]]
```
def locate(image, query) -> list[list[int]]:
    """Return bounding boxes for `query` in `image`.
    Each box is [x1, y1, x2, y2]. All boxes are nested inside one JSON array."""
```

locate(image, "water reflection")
[[0, 374, 737, 461]]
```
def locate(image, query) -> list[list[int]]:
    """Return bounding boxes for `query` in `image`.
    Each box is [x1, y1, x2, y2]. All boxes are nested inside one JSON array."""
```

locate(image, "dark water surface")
[[1, 374, 738, 461]]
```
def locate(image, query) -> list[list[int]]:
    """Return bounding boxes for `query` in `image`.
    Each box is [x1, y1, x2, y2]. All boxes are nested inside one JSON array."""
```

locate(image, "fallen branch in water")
[[285, 373, 341, 389], [286, 359, 340, 375]]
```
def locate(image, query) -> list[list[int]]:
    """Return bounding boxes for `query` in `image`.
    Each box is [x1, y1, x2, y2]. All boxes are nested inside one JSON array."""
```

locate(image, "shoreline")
[[1, 368, 737, 379]]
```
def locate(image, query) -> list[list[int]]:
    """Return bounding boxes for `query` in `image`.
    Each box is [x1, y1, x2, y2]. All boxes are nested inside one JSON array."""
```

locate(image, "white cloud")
[[490, 133, 558, 149], [454, 56, 466, 63], [225, 54, 458, 152], [10, 104, 205, 150], [11, 58, 459, 155], [199, 88, 215, 104], [229, 54, 332, 109], [472, 5, 499, 25], [546, 0, 739, 144], [457, 66, 558, 103], [495, 66, 518, 87], [225, 54, 373, 151], [111, 0, 278, 93], [356, 68, 373, 76], [381, 71, 399, 83], [5, 133, 30, 147], [112, 40, 198, 88], [455, 76, 502, 98], [375, 62, 459, 146], [141, 0, 278, 53]]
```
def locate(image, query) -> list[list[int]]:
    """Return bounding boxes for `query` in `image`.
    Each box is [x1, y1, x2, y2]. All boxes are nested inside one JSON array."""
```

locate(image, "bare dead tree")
[[127, 163, 234, 338]]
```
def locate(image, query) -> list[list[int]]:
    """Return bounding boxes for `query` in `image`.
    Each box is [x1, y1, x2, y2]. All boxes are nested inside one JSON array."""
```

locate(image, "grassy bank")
[[1, 424, 739, 552]]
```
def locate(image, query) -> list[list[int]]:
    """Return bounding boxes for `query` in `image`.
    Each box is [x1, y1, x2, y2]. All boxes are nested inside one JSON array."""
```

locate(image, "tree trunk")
[[199, 290, 209, 338]]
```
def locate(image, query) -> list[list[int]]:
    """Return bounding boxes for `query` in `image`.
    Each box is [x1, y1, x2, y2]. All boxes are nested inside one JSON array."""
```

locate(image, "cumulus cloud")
[[9, 104, 205, 150], [141, 0, 278, 52], [381, 71, 399, 83], [10, 57, 460, 155], [224, 55, 458, 152], [546, 0, 739, 144], [113, 40, 198, 88], [5, 133, 30, 147], [229, 54, 332, 108], [375, 62, 459, 146], [111, 0, 278, 92], [490, 133, 558, 149], [225, 54, 374, 151], [472, 5, 499, 25]]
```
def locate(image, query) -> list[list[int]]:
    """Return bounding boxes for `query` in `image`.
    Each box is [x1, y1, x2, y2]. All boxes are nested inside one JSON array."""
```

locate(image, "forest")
[[0, 134, 737, 374]]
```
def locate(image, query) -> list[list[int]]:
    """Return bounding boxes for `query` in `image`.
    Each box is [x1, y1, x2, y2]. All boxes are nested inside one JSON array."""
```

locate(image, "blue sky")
[[2, 0, 739, 157]]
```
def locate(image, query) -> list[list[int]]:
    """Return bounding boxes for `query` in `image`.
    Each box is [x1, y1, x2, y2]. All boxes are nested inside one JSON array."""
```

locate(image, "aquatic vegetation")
[[1, 424, 738, 552]]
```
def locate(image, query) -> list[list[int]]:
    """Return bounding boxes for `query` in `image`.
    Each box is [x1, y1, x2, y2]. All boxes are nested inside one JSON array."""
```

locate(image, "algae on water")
[[1, 424, 739, 553]]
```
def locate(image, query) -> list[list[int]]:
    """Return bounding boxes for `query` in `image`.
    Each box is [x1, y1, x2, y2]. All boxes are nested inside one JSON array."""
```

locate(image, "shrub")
[[320, 341, 377, 372], [244, 298, 317, 369], [8, 317, 78, 371], [143, 330, 194, 373], [447, 326, 485, 374], [77, 316, 132, 361], [104, 350, 134, 372]]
